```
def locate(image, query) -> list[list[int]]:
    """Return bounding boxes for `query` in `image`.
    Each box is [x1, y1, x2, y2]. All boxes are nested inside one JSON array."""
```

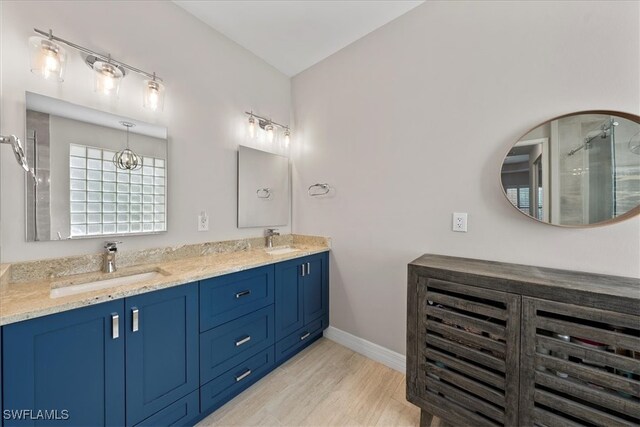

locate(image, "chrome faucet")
[[265, 229, 280, 248], [103, 241, 121, 273]]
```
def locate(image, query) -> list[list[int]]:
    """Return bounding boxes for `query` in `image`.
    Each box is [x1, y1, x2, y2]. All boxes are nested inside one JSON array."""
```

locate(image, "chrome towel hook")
[[308, 183, 331, 197]]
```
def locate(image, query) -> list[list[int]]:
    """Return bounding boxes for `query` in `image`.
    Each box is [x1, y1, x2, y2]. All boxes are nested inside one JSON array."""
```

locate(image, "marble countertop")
[[0, 238, 329, 326]]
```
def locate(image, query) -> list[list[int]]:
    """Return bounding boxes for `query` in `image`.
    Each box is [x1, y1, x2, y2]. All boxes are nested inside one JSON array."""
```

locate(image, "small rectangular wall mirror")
[[25, 92, 168, 241], [237, 145, 289, 228]]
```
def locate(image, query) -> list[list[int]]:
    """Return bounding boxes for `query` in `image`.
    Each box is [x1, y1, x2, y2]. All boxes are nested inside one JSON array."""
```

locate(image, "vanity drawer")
[[134, 390, 199, 427], [200, 305, 274, 384], [275, 315, 328, 364], [200, 347, 275, 414], [200, 265, 274, 332]]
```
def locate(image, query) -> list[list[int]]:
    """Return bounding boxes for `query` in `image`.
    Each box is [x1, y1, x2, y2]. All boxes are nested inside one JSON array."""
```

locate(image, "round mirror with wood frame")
[[500, 111, 640, 227]]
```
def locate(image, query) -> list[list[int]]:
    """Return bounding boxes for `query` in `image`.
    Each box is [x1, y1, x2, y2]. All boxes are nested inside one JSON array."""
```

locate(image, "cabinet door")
[[303, 253, 329, 324], [520, 297, 640, 427], [275, 258, 304, 340], [2, 300, 125, 427], [414, 278, 521, 427], [125, 283, 199, 426]]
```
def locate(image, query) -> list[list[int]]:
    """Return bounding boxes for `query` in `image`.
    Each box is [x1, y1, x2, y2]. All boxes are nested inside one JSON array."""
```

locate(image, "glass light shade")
[[265, 123, 275, 143], [93, 61, 123, 96], [283, 129, 291, 147], [29, 36, 66, 82], [143, 79, 165, 111], [248, 116, 256, 139]]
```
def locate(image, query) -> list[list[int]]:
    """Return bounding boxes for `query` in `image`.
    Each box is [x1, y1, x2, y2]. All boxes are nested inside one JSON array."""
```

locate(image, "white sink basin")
[[265, 246, 300, 256], [51, 271, 163, 298]]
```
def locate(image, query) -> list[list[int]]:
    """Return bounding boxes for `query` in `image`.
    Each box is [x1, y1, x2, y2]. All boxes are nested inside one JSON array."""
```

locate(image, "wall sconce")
[[283, 127, 291, 147], [143, 73, 165, 112], [247, 114, 257, 139], [29, 30, 66, 82], [29, 28, 166, 111], [90, 55, 124, 96], [244, 111, 291, 145]]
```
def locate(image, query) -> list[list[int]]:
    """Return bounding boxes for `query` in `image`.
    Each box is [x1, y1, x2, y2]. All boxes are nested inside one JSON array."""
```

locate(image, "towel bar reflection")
[[256, 188, 272, 199], [308, 183, 331, 197]]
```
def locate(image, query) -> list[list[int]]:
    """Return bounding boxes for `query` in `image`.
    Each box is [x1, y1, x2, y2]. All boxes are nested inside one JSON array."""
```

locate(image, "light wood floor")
[[197, 337, 425, 426]]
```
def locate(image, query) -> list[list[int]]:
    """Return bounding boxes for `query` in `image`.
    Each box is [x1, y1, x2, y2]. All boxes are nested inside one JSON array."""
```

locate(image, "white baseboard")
[[323, 326, 406, 373]]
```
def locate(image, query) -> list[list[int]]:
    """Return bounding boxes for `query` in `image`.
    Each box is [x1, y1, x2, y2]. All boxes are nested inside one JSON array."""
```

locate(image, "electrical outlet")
[[198, 211, 209, 231], [452, 212, 468, 232]]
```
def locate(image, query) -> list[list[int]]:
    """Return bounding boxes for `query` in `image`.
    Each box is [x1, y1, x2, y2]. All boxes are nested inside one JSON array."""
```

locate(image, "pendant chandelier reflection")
[[114, 122, 142, 171]]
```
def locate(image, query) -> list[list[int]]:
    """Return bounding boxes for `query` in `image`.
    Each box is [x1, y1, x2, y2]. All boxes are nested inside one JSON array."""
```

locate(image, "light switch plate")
[[452, 212, 468, 232]]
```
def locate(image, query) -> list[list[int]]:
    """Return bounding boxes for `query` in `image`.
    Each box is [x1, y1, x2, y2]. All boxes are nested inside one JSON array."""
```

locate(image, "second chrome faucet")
[[103, 241, 121, 273], [265, 228, 280, 248]]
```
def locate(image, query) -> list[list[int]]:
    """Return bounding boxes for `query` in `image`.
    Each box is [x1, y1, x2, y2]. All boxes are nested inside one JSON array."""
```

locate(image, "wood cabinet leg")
[[419, 409, 434, 427]]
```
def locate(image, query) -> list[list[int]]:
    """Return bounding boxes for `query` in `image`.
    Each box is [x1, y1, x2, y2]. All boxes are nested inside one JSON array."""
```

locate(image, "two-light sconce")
[[245, 111, 291, 146], [28, 28, 165, 112]]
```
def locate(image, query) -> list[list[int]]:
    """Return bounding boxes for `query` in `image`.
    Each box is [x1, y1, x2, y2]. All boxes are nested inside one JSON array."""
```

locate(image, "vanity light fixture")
[[113, 122, 142, 171], [28, 30, 66, 82], [244, 111, 291, 145], [30, 28, 165, 110]]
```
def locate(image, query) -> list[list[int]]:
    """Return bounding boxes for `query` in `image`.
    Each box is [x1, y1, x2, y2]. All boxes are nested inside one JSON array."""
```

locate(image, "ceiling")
[[173, 1, 424, 76]]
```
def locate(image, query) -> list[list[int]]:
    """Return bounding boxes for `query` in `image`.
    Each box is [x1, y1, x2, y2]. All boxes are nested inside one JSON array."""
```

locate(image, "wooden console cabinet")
[[407, 254, 640, 427]]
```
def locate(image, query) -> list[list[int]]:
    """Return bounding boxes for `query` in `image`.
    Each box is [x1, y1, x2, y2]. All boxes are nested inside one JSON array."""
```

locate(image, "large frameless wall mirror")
[[237, 145, 289, 228], [501, 111, 640, 227], [25, 92, 168, 241]]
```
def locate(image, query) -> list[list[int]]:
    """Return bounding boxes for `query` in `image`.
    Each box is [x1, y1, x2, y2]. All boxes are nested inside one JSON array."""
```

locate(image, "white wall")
[[0, 1, 291, 262], [291, 1, 640, 355]]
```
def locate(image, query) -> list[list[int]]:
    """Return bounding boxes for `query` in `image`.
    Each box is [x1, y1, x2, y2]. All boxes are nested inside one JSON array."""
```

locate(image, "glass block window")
[[69, 144, 166, 237]]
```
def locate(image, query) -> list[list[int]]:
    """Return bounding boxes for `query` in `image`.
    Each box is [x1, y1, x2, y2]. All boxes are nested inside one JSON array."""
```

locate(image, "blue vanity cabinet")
[[2, 300, 126, 427], [125, 283, 199, 426], [274, 252, 329, 363]]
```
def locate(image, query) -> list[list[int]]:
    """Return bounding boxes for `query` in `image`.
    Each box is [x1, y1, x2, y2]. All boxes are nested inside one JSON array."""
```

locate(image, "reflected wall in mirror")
[[501, 111, 640, 227], [237, 146, 289, 228], [25, 92, 168, 241]]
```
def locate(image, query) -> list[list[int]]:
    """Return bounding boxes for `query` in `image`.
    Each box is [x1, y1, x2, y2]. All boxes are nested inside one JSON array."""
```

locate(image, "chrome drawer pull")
[[300, 332, 311, 341], [235, 369, 252, 382], [307, 262, 310, 274], [235, 290, 251, 299], [111, 313, 119, 339], [235, 335, 251, 347], [301, 263, 306, 277], [132, 307, 139, 332]]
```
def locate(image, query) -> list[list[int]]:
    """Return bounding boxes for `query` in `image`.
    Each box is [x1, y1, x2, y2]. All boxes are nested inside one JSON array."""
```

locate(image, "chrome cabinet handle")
[[235, 369, 252, 382], [235, 335, 251, 347], [111, 313, 119, 339], [307, 262, 311, 274], [301, 263, 306, 277], [132, 307, 139, 332], [236, 290, 251, 299], [300, 332, 311, 341]]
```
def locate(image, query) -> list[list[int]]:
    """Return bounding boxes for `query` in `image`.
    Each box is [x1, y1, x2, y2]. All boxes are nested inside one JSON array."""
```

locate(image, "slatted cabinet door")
[[417, 278, 521, 427], [520, 297, 640, 427]]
